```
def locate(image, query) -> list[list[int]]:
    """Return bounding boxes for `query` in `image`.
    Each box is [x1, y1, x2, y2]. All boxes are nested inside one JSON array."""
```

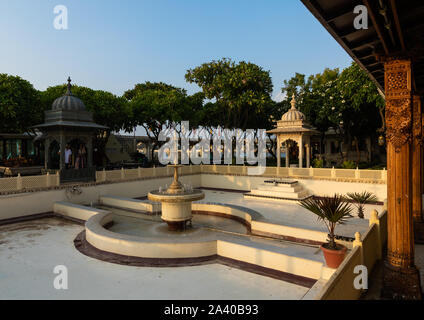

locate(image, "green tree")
[[40, 83, 132, 165], [185, 58, 273, 130], [124, 82, 201, 162], [280, 63, 384, 165], [336, 62, 384, 164], [0, 74, 42, 133]]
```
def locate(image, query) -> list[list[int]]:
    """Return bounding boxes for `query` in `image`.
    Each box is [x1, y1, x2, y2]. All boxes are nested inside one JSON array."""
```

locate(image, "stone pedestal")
[[382, 261, 422, 300]]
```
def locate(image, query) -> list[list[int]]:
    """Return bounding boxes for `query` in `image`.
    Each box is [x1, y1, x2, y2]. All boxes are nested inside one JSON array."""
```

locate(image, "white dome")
[[281, 94, 305, 121]]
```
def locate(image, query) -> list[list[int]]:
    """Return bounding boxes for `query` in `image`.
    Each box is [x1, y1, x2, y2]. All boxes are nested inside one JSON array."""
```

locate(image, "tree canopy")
[[280, 62, 385, 162], [185, 58, 274, 130], [0, 74, 42, 133]]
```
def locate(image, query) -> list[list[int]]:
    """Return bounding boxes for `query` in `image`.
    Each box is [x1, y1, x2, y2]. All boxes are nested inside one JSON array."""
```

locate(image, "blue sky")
[[0, 0, 352, 102]]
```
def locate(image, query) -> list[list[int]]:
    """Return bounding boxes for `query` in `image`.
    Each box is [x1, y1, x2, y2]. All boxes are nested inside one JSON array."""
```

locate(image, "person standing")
[[64, 144, 72, 169]]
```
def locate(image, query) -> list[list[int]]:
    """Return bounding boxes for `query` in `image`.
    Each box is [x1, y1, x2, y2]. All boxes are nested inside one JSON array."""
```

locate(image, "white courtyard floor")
[[0, 218, 310, 300], [0, 190, 383, 300]]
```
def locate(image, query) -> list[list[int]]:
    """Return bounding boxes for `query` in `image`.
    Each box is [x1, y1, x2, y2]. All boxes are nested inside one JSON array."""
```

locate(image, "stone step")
[[255, 184, 302, 193], [248, 189, 309, 199]]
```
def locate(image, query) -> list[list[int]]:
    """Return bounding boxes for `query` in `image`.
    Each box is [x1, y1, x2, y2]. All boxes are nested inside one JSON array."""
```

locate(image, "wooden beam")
[[390, 0, 406, 51], [363, 0, 390, 55]]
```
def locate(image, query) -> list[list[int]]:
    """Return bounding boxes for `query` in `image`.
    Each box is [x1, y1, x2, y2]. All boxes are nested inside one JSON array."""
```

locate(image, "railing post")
[[331, 166, 336, 179], [121, 167, 125, 180], [353, 231, 364, 264], [138, 166, 141, 178], [17, 173, 22, 190], [369, 209, 382, 259], [46, 172, 50, 188], [56, 171, 60, 186], [381, 168, 387, 182], [309, 166, 314, 177], [355, 167, 360, 180]]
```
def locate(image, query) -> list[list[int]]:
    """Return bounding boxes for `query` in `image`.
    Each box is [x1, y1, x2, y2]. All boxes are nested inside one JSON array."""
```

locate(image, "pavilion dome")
[[281, 94, 305, 121], [52, 77, 86, 111]]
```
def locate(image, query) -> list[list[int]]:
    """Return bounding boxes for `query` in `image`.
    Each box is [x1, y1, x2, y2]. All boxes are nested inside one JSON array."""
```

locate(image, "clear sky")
[[0, 0, 352, 102]]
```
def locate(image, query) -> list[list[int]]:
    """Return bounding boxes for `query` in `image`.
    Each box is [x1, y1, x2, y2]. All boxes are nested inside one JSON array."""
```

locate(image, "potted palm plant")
[[300, 194, 353, 268], [346, 191, 377, 219]]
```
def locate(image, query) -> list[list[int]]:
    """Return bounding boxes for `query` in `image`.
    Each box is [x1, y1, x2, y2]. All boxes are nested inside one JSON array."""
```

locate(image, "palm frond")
[[299, 194, 353, 236]]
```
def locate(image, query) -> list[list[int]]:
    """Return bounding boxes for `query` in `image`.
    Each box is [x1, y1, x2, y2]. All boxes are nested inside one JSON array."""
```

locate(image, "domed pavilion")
[[267, 94, 319, 168], [34, 77, 107, 182]]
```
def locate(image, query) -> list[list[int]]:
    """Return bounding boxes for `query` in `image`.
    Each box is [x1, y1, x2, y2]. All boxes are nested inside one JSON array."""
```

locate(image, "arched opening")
[[68, 138, 88, 169], [48, 140, 60, 169]]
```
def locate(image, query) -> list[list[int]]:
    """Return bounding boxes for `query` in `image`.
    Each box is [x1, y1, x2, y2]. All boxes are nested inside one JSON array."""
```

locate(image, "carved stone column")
[[382, 59, 422, 299], [277, 135, 281, 168], [298, 135, 303, 168], [59, 132, 65, 171], [87, 136, 93, 168], [306, 144, 311, 168], [285, 141, 290, 168], [44, 138, 50, 170]]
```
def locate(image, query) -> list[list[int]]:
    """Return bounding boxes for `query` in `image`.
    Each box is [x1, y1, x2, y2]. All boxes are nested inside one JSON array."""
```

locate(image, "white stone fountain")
[[148, 165, 205, 231]]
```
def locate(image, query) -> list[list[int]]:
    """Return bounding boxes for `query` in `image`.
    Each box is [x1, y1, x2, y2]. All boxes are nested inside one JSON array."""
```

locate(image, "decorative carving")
[[412, 96, 422, 145], [387, 71, 408, 91], [387, 249, 414, 268], [386, 98, 412, 152], [385, 60, 412, 152]]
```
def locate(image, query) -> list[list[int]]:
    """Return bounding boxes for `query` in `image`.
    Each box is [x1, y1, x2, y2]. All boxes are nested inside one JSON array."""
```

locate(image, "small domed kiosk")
[[34, 77, 107, 182], [267, 94, 319, 168]]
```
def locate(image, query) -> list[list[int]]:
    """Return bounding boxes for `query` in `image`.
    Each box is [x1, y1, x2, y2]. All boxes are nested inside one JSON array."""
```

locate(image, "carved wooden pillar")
[[382, 59, 422, 299], [412, 95, 423, 221], [413, 95, 424, 243]]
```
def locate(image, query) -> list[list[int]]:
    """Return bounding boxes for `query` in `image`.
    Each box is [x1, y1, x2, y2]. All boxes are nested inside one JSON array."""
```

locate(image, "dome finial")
[[66, 76, 72, 96], [290, 93, 296, 109]]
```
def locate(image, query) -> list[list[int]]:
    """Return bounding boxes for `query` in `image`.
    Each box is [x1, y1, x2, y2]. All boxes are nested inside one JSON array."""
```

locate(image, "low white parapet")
[[99, 195, 161, 213], [53, 201, 111, 222]]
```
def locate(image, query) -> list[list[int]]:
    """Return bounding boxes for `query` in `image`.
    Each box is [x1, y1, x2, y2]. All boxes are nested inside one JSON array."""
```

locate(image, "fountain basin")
[[147, 165, 205, 230], [148, 189, 205, 230]]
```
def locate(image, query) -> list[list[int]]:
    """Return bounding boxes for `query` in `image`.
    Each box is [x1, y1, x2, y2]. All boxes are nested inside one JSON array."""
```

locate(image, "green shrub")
[[312, 158, 324, 168], [341, 160, 356, 169]]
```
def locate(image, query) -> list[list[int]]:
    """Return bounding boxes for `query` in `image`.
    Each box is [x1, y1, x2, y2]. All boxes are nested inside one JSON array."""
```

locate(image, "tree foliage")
[[185, 58, 274, 130], [0, 74, 42, 133], [280, 62, 384, 163]]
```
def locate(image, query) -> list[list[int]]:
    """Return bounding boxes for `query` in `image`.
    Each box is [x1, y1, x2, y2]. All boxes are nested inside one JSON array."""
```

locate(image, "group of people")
[[64, 144, 87, 169]]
